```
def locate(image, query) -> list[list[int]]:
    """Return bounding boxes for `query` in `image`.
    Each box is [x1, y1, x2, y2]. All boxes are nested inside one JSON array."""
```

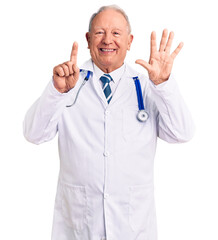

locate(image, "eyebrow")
[[93, 27, 123, 31]]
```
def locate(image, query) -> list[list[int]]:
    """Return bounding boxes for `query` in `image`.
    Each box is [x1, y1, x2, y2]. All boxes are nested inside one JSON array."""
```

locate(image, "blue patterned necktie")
[[100, 74, 113, 104]]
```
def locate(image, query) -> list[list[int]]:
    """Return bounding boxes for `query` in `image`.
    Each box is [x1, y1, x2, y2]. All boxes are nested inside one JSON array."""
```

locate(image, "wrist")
[[151, 78, 168, 85], [150, 73, 170, 85]]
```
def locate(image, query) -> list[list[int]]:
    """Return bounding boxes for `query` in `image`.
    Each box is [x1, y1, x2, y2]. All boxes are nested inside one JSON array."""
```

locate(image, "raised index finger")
[[70, 41, 78, 63]]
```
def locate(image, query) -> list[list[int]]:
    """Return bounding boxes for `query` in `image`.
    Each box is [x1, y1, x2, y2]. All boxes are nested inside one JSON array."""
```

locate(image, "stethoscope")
[[66, 69, 149, 122]]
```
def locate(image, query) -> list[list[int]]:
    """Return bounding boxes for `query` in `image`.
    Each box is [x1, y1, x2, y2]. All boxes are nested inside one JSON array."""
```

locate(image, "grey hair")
[[88, 5, 132, 33]]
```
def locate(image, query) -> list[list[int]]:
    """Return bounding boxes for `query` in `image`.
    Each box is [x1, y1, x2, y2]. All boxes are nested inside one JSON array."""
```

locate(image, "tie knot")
[[100, 74, 113, 84]]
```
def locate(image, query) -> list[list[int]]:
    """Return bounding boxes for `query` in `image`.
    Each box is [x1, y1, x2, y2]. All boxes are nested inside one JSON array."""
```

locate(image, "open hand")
[[136, 29, 183, 85], [53, 42, 80, 93]]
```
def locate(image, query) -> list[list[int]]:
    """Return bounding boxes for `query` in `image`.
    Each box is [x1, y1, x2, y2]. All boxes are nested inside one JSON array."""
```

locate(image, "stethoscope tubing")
[[66, 70, 149, 122], [133, 76, 145, 110], [66, 70, 90, 107]]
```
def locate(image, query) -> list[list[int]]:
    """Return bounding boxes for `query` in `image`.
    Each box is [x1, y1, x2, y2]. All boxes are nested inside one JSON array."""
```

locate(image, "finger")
[[171, 42, 184, 59], [135, 59, 152, 72], [64, 61, 73, 75], [70, 41, 78, 63], [72, 64, 80, 80], [150, 31, 157, 56], [165, 31, 174, 53], [53, 65, 65, 77], [60, 64, 70, 77], [159, 29, 168, 52]]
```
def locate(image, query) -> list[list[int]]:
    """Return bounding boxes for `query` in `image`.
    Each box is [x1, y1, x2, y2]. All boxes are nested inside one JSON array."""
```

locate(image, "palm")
[[136, 29, 183, 85], [148, 51, 174, 84]]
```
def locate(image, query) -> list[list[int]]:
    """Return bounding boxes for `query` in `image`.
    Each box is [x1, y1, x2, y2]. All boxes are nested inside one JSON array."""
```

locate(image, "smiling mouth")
[[100, 48, 116, 52]]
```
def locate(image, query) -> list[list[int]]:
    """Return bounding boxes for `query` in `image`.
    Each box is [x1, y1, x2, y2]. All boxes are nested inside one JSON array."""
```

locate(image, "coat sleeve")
[[23, 79, 76, 145], [148, 75, 195, 143]]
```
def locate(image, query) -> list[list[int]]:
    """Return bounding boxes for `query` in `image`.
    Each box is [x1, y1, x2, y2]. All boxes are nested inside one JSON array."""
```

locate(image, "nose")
[[103, 32, 113, 45]]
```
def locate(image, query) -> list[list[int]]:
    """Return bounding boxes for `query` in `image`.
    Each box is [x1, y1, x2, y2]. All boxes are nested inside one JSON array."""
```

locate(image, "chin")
[[98, 58, 114, 67]]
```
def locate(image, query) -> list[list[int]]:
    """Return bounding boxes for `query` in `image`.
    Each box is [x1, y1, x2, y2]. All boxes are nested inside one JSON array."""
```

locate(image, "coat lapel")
[[108, 66, 135, 107], [80, 60, 137, 109], [92, 72, 108, 109], [80, 59, 108, 109]]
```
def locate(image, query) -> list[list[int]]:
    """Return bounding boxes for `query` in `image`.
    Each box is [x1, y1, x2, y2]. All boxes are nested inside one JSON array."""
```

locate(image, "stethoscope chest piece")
[[133, 76, 149, 122], [137, 110, 149, 122], [67, 71, 149, 123]]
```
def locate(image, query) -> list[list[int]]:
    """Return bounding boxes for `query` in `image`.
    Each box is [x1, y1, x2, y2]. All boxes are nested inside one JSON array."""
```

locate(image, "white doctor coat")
[[23, 59, 194, 240]]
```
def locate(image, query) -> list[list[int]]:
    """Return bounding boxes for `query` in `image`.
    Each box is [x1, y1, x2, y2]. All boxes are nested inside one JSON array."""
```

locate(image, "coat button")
[[104, 193, 109, 199], [104, 151, 109, 157], [105, 110, 110, 115]]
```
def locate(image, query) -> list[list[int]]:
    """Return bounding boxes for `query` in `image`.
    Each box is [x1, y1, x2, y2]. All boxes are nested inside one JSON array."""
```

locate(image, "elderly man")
[[23, 5, 194, 240]]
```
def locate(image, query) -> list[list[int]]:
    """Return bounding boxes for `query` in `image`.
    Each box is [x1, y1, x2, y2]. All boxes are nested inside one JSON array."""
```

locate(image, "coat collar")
[[80, 59, 94, 72], [79, 59, 140, 109]]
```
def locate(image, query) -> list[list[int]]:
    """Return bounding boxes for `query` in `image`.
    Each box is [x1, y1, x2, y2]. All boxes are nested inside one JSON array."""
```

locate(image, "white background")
[[0, 0, 217, 239]]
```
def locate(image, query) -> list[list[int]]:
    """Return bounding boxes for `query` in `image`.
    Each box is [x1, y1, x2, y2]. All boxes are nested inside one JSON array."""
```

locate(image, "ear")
[[127, 34, 134, 50], [86, 32, 91, 49]]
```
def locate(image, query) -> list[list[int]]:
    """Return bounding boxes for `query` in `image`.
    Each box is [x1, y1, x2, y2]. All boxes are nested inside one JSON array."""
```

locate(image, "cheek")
[[115, 38, 129, 51], [89, 40, 98, 54], [89, 43, 100, 60], [92, 36, 102, 46]]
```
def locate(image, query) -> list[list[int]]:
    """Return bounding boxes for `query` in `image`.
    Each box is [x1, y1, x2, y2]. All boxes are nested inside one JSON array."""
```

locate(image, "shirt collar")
[[93, 61, 126, 84]]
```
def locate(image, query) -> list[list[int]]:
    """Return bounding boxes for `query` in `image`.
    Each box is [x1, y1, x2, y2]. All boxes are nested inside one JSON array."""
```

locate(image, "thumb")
[[135, 59, 151, 72]]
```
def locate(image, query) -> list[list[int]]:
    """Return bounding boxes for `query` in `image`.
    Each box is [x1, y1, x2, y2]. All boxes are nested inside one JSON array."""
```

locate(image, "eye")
[[113, 31, 121, 36], [96, 31, 104, 35]]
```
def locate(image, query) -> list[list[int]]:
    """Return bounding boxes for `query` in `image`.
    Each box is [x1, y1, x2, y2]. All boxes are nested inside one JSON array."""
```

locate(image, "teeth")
[[101, 49, 115, 52]]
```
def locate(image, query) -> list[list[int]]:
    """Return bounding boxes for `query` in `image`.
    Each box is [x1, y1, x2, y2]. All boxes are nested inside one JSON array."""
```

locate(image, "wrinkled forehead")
[[91, 9, 129, 32]]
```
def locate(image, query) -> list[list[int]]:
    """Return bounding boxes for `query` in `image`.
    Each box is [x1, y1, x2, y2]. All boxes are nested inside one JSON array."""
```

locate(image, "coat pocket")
[[128, 184, 154, 232], [61, 182, 87, 231]]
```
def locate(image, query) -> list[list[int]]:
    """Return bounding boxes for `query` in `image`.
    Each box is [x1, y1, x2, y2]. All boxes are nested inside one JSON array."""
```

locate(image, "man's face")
[[86, 9, 133, 73]]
